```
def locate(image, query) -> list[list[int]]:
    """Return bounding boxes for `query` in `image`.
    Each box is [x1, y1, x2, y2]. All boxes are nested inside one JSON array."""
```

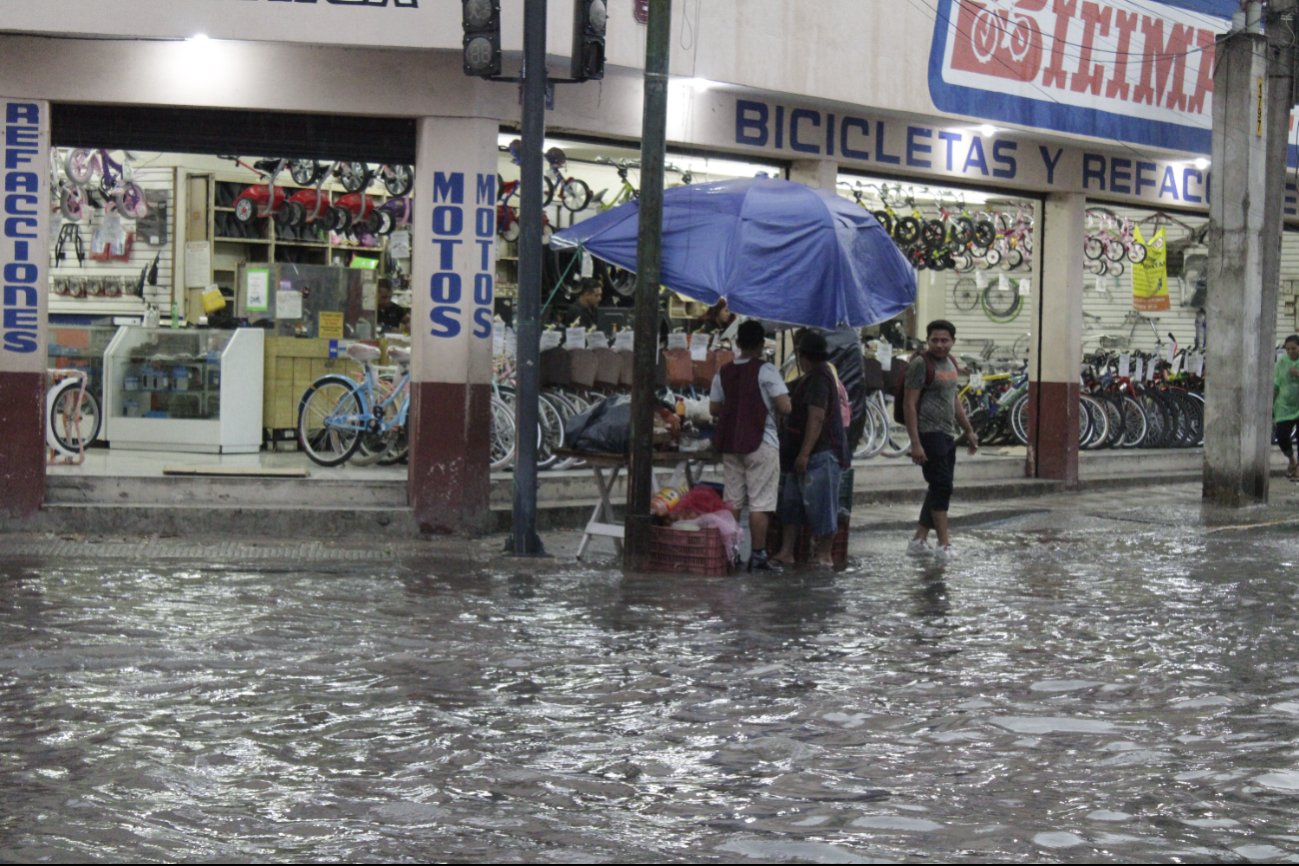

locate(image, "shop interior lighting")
[[675, 77, 721, 91]]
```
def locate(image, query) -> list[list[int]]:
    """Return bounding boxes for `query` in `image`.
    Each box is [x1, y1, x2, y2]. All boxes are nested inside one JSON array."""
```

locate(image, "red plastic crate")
[[648, 524, 731, 576], [766, 516, 849, 566]]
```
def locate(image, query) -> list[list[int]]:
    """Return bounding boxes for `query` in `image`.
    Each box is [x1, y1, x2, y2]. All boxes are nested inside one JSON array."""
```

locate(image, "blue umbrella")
[[551, 176, 916, 330]]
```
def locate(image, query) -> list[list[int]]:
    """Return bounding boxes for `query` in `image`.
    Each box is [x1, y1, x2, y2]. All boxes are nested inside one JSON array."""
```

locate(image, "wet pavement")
[[4, 482, 1299, 863]]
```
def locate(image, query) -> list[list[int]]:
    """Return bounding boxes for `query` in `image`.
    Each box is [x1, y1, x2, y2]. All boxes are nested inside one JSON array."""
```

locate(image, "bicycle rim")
[[297, 376, 365, 466], [48, 382, 100, 453], [490, 396, 516, 470], [384, 165, 414, 197]]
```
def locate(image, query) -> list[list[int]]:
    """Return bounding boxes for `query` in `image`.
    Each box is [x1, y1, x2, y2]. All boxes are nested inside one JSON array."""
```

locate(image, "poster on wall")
[[1132, 226, 1170, 312]]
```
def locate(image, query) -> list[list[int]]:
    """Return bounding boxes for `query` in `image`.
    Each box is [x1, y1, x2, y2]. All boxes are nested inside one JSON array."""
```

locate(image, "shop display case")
[[102, 326, 264, 453], [47, 324, 120, 403]]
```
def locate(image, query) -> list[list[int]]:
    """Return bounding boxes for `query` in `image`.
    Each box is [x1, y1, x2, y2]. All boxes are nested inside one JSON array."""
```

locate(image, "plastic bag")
[[564, 395, 631, 454]]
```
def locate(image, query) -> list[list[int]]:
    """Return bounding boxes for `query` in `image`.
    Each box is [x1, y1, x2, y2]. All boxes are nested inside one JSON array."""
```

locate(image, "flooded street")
[[3, 508, 1299, 863]]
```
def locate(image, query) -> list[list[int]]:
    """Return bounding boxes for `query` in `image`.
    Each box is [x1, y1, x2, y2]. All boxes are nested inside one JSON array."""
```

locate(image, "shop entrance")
[[46, 105, 418, 468]]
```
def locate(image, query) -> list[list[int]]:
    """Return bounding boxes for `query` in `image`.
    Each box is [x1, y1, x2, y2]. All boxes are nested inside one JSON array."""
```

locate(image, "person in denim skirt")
[[904, 319, 978, 561], [772, 331, 850, 568]]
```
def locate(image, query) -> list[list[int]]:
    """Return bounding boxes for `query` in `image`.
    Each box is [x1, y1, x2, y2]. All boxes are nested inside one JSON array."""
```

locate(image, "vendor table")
[[555, 449, 719, 560]]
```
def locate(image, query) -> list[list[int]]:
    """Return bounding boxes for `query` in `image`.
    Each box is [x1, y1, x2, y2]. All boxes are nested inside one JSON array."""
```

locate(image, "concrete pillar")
[[407, 116, 499, 534], [788, 158, 837, 190], [0, 98, 49, 519], [915, 268, 943, 330], [1203, 29, 1283, 505], [1028, 192, 1085, 485]]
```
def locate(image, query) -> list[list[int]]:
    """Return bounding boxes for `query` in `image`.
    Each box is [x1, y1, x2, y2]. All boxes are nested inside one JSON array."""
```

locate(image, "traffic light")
[[571, 0, 607, 81], [462, 0, 501, 78]]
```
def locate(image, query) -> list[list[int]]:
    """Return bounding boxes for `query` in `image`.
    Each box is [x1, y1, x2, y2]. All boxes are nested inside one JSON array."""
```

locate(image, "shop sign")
[[426, 171, 495, 342], [927, 0, 1232, 155], [1, 97, 47, 372], [730, 96, 1210, 208]]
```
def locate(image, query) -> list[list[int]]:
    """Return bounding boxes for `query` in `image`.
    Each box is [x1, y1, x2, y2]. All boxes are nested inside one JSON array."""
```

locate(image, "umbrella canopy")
[[551, 176, 916, 330]]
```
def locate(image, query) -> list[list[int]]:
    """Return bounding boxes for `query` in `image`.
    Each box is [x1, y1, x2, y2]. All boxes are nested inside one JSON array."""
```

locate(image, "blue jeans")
[[777, 451, 842, 537]]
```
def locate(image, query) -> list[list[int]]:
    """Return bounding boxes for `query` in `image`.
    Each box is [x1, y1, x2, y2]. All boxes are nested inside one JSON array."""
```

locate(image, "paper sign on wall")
[[184, 241, 211, 288], [565, 326, 586, 348], [319, 311, 344, 339], [246, 268, 270, 312], [276, 288, 302, 319], [876, 341, 893, 371]]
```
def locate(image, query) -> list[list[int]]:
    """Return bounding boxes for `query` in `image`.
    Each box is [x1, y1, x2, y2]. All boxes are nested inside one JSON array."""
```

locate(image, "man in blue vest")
[[710, 319, 791, 572]]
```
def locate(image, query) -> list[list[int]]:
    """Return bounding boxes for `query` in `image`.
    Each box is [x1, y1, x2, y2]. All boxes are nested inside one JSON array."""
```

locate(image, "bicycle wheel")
[[894, 216, 922, 245], [855, 399, 886, 459], [383, 164, 414, 197], [490, 395, 516, 471], [606, 266, 637, 299], [297, 375, 366, 466], [47, 380, 101, 453], [559, 178, 592, 212], [116, 182, 149, 219], [65, 150, 95, 185], [1009, 394, 1030, 445], [60, 185, 87, 222], [981, 284, 1022, 321], [337, 162, 371, 193], [1118, 394, 1147, 448], [290, 159, 322, 186], [952, 277, 980, 312], [1079, 394, 1108, 450], [537, 393, 565, 469]]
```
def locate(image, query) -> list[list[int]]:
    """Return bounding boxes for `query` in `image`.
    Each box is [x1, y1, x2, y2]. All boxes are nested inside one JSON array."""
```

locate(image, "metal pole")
[[510, 0, 547, 554], [623, 0, 671, 569]]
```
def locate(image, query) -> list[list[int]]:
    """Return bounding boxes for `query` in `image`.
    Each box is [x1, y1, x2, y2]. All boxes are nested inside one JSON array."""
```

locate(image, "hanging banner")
[[1131, 226, 1169, 312]]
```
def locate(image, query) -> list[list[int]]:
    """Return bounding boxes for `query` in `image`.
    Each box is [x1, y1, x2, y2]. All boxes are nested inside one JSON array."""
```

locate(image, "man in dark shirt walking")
[[904, 319, 978, 562]]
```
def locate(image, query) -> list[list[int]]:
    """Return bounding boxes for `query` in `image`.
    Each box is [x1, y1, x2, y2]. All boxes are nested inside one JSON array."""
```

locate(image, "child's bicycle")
[[296, 342, 411, 467], [62, 148, 148, 220], [592, 156, 639, 211], [541, 146, 593, 212]]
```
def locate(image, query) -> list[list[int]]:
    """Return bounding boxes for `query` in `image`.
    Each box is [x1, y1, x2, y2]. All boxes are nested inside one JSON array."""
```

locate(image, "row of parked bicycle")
[[293, 337, 1212, 471]]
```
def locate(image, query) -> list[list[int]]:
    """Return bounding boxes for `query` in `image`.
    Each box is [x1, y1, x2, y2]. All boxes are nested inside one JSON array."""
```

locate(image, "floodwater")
[[3, 513, 1299, 863]]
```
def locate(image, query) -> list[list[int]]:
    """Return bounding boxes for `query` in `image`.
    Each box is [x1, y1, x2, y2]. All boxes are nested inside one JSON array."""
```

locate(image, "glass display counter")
[[102, 326, 264, 453], [48, 325, 119, 402]]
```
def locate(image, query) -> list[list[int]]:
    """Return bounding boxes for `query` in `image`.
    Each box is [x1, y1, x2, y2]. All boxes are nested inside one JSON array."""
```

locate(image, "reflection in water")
[[3, 521, 1299, 862]]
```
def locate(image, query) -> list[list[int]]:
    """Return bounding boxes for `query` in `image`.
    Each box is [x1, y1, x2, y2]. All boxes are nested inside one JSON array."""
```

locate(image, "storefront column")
[[0, 98, 49, 519], [788, 159, 837, 190], [1028, 192, 1084, 485], [407, 116, 499, 534]]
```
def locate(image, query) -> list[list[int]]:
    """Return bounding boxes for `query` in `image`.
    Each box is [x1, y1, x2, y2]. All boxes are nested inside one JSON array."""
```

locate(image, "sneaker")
[[935, 545, 954, 562], [906, 539, 932, 558], [748, 554, 784, 573]]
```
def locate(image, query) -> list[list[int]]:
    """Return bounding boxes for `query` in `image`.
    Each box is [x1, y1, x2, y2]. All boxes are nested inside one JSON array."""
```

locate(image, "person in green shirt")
[[1274, 334, 1299, 480]]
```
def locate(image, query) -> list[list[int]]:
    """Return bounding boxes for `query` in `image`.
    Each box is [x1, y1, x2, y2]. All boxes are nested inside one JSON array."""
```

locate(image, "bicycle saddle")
[[388, 346, 411, 365], [346, 343, 381, 363]]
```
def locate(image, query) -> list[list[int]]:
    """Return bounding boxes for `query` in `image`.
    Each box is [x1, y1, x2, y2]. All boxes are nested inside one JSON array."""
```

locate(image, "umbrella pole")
[[624, 0, 672, 570]]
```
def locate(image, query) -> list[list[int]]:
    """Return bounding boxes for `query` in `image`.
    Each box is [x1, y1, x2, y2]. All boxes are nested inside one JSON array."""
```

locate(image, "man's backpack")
[[892, 353, 935, 425]]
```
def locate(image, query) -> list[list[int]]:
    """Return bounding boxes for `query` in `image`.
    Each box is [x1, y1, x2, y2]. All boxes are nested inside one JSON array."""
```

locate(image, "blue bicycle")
[[296, 342, 411, 467]]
